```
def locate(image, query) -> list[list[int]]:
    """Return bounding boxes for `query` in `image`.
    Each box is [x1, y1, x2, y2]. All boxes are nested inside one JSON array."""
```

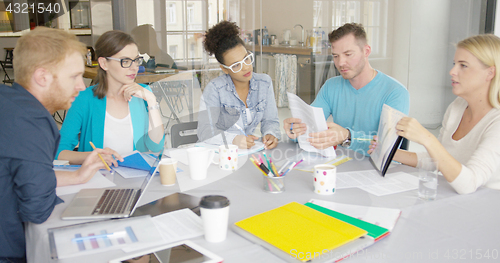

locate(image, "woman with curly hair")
[[197, 21, 281, 149]]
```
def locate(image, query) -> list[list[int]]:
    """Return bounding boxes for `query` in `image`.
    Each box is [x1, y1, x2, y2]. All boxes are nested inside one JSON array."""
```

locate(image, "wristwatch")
[[148, 103, 160, 111], [341, 129, 351, 147]]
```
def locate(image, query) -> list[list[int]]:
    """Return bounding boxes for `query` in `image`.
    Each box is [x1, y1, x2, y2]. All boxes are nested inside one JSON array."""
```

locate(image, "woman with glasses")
[[197, 21, 280, 149], [57, 30, 164, 165]]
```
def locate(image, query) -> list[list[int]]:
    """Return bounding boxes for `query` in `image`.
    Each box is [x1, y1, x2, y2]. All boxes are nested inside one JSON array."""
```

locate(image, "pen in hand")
[[89, 141, 114, 174]]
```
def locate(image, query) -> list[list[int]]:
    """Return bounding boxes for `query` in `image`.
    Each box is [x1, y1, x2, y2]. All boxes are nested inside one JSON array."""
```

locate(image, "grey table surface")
[[26, 141, 500, 262]]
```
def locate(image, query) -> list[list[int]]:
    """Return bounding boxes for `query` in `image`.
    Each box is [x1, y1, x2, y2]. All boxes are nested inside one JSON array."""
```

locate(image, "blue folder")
[[117, 152, 152, 171]]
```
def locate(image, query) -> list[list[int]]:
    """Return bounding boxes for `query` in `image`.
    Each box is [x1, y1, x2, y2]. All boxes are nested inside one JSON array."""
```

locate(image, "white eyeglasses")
[[221, 52, 254, 73]]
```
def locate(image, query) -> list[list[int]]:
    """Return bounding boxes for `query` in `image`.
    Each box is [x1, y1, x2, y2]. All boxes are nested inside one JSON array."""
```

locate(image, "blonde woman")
[[369, 34, 500, 194]]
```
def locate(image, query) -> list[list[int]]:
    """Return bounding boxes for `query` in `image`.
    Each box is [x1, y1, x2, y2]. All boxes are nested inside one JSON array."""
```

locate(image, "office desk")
[[26, 142, 500, 262]]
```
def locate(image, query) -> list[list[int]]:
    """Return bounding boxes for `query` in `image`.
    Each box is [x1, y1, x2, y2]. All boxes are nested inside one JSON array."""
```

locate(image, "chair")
[[150, 80, 189, 129], [0, 60, 14, 85], [170, 121, 198, 148]]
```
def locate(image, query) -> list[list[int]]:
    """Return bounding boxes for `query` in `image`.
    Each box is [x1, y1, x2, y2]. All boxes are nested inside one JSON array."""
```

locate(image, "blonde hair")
[[457, 34, 500, 108], [13, 27, 86, 89]]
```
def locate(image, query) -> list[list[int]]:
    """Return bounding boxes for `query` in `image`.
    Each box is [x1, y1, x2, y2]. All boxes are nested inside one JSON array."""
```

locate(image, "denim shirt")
[[197, 73, 281, 145]]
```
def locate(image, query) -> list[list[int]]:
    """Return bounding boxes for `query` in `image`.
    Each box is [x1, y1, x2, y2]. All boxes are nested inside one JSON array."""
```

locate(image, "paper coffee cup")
[[313, 164, 336, 195], [159, 158, 177, 186], [199, 195, 230, 243]]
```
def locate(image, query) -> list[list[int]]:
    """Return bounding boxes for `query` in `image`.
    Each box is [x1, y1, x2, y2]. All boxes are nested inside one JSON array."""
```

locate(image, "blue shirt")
[[57, 84, 165, 158], [311, 70, 409, 155], [0, 83, 60, 258], [197, 73, 281, 145]]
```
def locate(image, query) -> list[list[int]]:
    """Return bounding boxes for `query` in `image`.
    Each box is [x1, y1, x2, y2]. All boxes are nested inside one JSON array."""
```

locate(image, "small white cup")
[[219, 144, 238, 170], [199, 195, 230, 243], [313, 164, 336, 195], [159, 158, 177, 186], [186, 147, 218, 180]]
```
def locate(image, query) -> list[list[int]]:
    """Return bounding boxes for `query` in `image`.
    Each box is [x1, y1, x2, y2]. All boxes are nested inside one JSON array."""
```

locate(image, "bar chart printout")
[[48, 215, 164, 259]]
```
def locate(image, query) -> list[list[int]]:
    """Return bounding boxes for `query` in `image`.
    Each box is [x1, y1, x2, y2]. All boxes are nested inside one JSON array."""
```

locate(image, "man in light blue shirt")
[[284, 23, 409, 155]]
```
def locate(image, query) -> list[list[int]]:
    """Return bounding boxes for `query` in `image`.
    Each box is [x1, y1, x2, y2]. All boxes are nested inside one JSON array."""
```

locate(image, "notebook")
[[61, 149, 163, 220], [369, 104, 407, 176], [304, 203, 390, 241], [233, 202, 369, 262]]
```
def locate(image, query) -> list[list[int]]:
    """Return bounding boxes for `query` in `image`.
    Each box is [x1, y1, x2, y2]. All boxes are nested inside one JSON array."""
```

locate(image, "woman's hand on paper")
[[263, 134, 278, 150], [233, 135, 258, 149], [308, 122, 348, 149], [396, 117, 434, 147], [283, 118, 306, 139], [367, 135, 378, 155]]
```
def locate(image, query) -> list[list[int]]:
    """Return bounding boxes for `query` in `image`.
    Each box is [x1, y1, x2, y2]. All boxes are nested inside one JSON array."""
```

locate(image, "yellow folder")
[[235, 202, 367, 262]]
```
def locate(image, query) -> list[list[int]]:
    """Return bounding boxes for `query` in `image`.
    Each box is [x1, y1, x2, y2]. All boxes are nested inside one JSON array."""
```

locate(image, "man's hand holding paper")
[[308, 122, 350, 149], [286, 92, 336, 157]]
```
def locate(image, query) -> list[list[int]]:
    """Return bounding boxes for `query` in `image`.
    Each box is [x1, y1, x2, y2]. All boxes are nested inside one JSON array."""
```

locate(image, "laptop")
[[61, 150, 163, 220]]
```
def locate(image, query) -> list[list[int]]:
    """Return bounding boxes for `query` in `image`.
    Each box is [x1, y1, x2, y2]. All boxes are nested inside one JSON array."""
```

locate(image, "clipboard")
[[369, 104, 407, 176]]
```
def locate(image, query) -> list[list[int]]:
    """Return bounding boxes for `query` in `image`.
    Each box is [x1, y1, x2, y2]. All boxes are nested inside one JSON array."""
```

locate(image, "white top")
[[245, 108, 252, 125], [103, 111, 134, 155], [417, 97, 500, 194]]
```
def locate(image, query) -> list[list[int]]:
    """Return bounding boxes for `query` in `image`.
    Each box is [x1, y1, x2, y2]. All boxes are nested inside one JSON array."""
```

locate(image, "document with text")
[[287, 92, 336, 157]]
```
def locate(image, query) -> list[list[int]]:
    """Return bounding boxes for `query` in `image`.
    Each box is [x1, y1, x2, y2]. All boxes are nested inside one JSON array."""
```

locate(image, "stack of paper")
[[233, 202, 373, 263]]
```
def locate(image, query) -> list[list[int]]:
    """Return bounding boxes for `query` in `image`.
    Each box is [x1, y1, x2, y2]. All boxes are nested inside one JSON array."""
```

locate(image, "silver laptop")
[[61, 150, 163, 220]]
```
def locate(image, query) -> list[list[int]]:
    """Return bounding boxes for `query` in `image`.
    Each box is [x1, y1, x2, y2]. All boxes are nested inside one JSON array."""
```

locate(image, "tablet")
[[108, 240, 223, 263]]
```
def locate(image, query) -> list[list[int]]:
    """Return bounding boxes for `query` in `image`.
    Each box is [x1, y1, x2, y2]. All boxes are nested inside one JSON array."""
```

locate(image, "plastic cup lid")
[[199, 195, 230, 209]]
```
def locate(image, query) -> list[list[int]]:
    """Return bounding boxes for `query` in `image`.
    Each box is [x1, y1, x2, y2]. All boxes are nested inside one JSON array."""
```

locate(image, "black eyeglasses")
[[106, 56, 144, 68]]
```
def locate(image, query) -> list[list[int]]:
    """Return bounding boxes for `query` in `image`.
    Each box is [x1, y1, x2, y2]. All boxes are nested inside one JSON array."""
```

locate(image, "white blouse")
[[103, 111, 134, 155]]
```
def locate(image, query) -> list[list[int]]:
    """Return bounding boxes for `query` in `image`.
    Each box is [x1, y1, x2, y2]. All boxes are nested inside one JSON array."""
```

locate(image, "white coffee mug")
[[187, 147, 218, 180], [313, 164, 336, 195], [218, 144, 238, 170]]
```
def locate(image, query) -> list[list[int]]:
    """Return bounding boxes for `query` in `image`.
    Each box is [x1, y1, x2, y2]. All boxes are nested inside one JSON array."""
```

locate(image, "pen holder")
[[263, 174, 286, 193]]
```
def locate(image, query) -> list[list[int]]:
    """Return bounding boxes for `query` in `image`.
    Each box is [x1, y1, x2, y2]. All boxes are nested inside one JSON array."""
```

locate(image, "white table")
[[25, 141, 500, 262]]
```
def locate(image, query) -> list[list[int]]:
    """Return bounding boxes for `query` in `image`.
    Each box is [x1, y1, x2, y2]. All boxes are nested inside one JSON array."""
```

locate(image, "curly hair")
[[203, 20, 244, 65], [328, 23, 367, 46]]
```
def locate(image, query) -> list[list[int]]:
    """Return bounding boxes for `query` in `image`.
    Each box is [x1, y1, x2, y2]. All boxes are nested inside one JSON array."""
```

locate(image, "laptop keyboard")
[[92, 189, 136, 215]]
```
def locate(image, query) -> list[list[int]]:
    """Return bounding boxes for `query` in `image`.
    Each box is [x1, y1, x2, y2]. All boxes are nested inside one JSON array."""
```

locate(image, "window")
[[187, 3, 194, 24], [69, 1, 90, 29], [317, 0, 387, 57], [170, 45, 178, 59], [168, 3, 176, 24]]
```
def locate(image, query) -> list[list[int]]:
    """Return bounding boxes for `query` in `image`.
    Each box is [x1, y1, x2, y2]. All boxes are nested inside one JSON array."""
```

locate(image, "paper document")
[[308, 199, 402, 231], [48, 215, 163, 259], [287, 92, 336, 157], [55, 171, 116, 196], [336, 170, 419, 196], [123, 208, 203, 252], [370, 104, 407, 175]]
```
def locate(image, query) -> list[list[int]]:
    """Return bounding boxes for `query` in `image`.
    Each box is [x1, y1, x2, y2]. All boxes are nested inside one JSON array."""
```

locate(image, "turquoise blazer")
[[56, 84, 165, 158]]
